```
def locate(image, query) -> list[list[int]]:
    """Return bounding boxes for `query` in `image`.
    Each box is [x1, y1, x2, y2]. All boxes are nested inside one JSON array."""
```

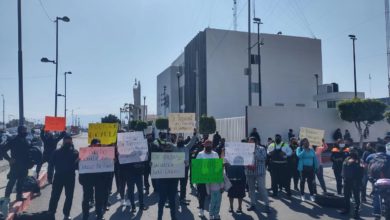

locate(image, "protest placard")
[[44, 116, 66, 132], [299, 127, 325, 147], [79, 147, 115, 174], [151, 152, 185, 179], [191, 159, 223, 184], [224, 142, 255, 166], [117, 132, 148, 164], [88, 123, 118, 145], [169, 113, 195, 133]]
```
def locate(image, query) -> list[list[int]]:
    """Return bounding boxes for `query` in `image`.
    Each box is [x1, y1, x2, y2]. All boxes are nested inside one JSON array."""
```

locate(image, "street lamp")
[[176, 72, 183, 112], [143, 96, 146, 121], [253, 17, 263, 106], [64, 71, 72, 123], [314, 74, 319, 108], [348, 34, 357, 98], [41, 16, 70, 117]]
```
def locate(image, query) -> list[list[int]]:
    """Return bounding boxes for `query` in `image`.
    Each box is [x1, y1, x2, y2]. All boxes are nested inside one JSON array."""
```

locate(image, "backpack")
[[368, 153, 390, 179], [22, 176, 40, 194]]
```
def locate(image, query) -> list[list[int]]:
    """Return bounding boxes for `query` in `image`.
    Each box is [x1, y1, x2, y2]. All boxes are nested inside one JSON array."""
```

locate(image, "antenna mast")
[[233, 0, 238, 30]]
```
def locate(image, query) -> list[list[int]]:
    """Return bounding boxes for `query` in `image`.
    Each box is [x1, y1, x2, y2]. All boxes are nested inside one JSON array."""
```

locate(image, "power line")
[[38, 0, 54, 22]]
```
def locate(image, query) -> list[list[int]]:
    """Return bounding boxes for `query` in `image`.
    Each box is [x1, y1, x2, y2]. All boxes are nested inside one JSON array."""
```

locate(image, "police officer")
[[48, 135, 79, 220], [267, 134, 292, 198], [36, 126, 66, 180], [79, 139, 106, 220], [1, 126, 31, 201]]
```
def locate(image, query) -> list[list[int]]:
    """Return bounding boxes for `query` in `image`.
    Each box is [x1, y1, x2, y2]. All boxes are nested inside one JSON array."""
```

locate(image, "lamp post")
[[247, 0, 252, 106], [17, 0, 24, 126], [253, 17, 263, 106], [41, 16, 70, 117], [176, 72, 183, 112], [314, 74, 319, 108], [349, 34, 357, 98], [143, 96, 146, 121], [64, 71, 72, 122]]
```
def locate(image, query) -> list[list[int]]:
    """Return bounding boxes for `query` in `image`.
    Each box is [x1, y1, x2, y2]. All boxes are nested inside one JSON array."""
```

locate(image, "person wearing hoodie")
[[296, 138, 318, 202], [79, 139, 106, 220], [48, 134, 79, 220], [331, 139, 350, 195], [176, 132, 198, 205]]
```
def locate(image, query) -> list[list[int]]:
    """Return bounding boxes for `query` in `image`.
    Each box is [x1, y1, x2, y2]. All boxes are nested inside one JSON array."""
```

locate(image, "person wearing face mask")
[[176, 132, 198, 205], [289, 137, 300, 191], [267, 134, 293, 198], [48, 135, 79, 220], [1, 126, 31, 201], [331, 139, 350, 195], [36, 126, 66, 181]]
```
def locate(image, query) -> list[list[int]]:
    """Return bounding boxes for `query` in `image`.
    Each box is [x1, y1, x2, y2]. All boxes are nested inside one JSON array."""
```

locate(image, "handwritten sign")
[[117, 132, 148, 164], [225, 142, 255, 166], [191, 159, 223, 183], [169, 113, 195, 134], [299, 127, 325, 147], [88, 123, 118, 145], [44, 116, 66, 132], [79, 147, 115, 174], [151, 152, 185, 179]]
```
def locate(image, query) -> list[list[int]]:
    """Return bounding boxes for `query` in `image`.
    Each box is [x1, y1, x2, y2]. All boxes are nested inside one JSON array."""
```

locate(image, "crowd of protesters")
[[1, 126, 390, 220]]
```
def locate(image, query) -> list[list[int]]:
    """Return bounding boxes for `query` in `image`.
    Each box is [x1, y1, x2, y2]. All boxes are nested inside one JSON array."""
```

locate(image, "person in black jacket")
[[36, 127, 66, 180], [1, 126, 31, 201], [249, 128, 260, 144], [79, 139, 106, 220], [127, 162, 148, 212], [48, 134, 79, 220], [339, 148, 363, 219], [331, 139, 350, 195]]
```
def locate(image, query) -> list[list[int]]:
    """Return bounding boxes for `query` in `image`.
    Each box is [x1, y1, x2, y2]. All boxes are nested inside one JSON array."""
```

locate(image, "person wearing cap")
[[48, 134, 79, 220], [1, 126, 31, 201], [196, 140, 222, 219], [245, 137, 270, 213], [36, 126, 66, 180], [267, 134, 292, 198], [79, 139, 106, 220]]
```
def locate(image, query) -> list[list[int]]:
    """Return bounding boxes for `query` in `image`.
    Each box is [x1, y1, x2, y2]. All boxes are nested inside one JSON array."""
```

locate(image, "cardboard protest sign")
[[151, 152, 185, 179], [224, 142, 255, 166], [88, 123, 118, 145], [191, 159, 223, 184], [79, 147, 115, 174], [169, 113, 195, 134], [44, 116, 66, 132], [117, 132, 148, 164], [299, 127, 325, 147]]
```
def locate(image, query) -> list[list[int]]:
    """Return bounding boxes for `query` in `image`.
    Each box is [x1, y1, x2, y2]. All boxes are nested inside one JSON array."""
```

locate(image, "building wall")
[[247, 106, 389, 143], [205, 28, 323, 118]]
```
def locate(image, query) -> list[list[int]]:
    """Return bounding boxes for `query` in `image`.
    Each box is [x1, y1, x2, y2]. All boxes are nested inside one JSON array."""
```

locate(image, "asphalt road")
[[26, 133, 377, 220]]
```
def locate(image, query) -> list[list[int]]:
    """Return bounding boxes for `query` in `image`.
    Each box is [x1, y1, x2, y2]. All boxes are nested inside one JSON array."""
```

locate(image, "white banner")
[[225, 142, 255, 166], [79, 147, 115, 174], [151, 152, 185, 179], [117, 132, 149, 164]]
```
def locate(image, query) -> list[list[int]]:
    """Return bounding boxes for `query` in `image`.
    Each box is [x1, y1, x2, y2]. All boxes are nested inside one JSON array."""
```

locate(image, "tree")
[[199, 115, 216, 135], [101, 114, 120, 124], [6, 119, 34, 128], [338, 98, 387, 148], [135, 121, 147, 131], [155, 118, 169, 130]]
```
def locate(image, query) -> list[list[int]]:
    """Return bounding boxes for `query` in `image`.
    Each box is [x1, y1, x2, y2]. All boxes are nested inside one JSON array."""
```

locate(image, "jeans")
[[270, 162, 290, 196], [81, 181, 104, 219], [247, 174, 269, 206], [300, 169, 315, 196], [128, 174, 144, 207], [344, 179, 360, 213], [197, 184, 207, 210], [373, 188, 381, 215], [179, 167, 189, 200], [315, 165, 327, 193], [209, 190, 222, 217], [48, 174, 75, 216], [5, 166, 28, 199], [157, 179, 178, 220]]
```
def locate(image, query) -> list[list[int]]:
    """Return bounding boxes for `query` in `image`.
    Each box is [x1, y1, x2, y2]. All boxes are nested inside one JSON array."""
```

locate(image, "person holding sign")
[[196, 140, 223, 220], [48, 135, 79, 220], [296, 138, 318, 202], [36, 126, 66, 181], [267, 134, 293, 198], [245, 137, 270, 213], [79, 139, 106, 220]]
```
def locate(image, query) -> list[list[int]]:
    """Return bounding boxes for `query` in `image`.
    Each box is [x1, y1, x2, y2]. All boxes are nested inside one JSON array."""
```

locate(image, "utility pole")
[[314, 74, 319, 108], [17, 0, 24, 126], [385, 0, 390, 97], [247, 0, 252, 106], [254, 17, 263, 106], [349, 34, 358, 98]]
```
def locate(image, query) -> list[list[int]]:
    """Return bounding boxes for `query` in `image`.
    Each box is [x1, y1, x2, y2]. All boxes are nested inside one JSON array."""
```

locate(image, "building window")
[[251, 83, 259, 93], [327, 101, 336, 108], [296, 104, 305, 107], [275, 103, 284, 107]]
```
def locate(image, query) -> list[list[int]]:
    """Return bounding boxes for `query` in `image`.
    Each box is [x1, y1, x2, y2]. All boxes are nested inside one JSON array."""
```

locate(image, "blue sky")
[[0, 0, 388, 126]]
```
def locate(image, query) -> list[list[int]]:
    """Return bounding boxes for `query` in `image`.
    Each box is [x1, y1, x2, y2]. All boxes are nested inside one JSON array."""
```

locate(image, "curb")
[[6, 172, 47, 220]]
